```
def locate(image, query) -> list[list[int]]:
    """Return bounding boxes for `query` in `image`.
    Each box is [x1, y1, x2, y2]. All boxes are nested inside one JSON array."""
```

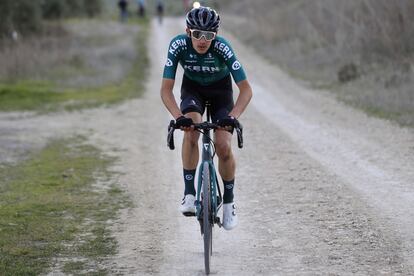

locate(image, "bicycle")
[[167, 102, 243, 274]]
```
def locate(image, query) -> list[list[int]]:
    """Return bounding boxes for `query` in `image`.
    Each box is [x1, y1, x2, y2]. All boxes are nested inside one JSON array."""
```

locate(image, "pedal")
[[183, 212, 196, 217], [215, 216, 222, 228]]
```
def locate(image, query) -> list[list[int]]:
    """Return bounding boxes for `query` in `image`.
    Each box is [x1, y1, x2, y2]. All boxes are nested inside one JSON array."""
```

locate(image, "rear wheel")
[[202, 162, 212, 274]]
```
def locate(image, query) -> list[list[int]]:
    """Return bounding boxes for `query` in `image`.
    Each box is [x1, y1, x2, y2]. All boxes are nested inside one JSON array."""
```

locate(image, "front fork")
[[195, 161, 222, 234]]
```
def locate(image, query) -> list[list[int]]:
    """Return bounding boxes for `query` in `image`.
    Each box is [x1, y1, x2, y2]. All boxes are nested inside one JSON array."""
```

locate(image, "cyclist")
[[160, 6, 252, 230], [137, 0, 145, 17], [118, 0, 128, 22], [156, 0, 164, 24]]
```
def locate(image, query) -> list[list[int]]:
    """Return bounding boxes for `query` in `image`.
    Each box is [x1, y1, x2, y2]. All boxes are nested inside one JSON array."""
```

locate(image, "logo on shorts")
[[232, 61, 241, 70], [166, 58, 173, 67]]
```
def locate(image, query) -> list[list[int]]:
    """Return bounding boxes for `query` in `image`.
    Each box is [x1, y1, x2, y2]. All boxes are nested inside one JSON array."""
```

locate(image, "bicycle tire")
[[202, 162, 212, 274]]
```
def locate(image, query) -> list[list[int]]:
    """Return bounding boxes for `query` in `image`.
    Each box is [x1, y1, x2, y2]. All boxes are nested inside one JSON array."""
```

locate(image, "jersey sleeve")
[[162, 35, 187, 79], [213, 37, 247, 83]]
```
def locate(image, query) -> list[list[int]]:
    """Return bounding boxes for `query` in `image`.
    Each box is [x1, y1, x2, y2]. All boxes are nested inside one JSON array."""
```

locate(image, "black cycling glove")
[[175, 115, 193, 128], [217, 116, 238, 128]]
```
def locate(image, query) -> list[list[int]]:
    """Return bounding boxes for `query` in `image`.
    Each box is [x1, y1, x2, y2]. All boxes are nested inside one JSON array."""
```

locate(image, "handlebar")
[[167, 120, 244, 150]]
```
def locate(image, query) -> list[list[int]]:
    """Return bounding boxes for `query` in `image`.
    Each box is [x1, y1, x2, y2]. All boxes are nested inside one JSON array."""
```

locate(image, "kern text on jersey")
[[214, 41, 234, 59], [169, 38, 187, 55]]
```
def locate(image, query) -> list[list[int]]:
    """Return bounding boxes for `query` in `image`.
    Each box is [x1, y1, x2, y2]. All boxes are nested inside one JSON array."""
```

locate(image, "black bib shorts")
[[180, 74, 234, 123]]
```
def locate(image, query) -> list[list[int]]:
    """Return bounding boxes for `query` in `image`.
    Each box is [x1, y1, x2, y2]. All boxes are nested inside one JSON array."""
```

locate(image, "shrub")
[[0, 1, 12, 36], [84, 0, 102, 17], [338, 64, 359, 83], [65, 0, 85, 17], [41, 0, 102, 19], [41, 0, 68, 19], [0, 0, 43, 37], [0, 0, 103, 38]]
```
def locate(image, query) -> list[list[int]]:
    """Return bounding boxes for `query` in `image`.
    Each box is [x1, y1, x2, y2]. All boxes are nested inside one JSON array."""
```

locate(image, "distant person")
[[156, 0, 164, 24], [137, 0, 146, 17], [118, 0, 128, 22], [160, 7, 253, 230]]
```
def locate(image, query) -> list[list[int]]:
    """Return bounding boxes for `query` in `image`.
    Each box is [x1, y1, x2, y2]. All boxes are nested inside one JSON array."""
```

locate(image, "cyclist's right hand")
[[175, 115, 193, 130]]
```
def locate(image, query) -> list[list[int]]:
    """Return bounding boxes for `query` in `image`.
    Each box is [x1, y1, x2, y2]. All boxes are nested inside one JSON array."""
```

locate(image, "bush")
[[0, 1, 12, 36], [0, 0, 43, 37], [84, 0, 102, 17], [338, 64, 359, 83], [14, 0, 43, 33], [0, 0, 103, 38], [41, 0, 102, 19], [65, 0, 85, 17], [41, 0, 68, 19], [64, 0, 102, 17]]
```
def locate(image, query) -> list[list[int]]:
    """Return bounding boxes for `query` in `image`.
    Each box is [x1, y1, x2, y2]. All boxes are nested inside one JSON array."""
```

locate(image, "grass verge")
[[0, 19, 149, 112], [0, 137, 131, 275]]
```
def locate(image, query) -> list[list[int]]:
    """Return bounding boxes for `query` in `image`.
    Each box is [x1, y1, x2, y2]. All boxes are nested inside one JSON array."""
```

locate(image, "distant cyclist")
[[160, 7, 253, 230], [156, 0, 164, 24], [137, 0, 145, 17], [118, 0, 128, 22]]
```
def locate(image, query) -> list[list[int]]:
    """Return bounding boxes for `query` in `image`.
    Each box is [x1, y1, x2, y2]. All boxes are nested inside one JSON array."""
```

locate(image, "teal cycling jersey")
[[163, 34, 247, 86]]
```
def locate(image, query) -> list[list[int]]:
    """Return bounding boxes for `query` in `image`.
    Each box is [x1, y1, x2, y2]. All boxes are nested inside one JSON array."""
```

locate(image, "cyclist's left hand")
[[217, 116, 238, 130]]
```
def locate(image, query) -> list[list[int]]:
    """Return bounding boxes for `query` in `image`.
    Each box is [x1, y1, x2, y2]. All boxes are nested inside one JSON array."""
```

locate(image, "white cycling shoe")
[[222, 202, 238, 230], [179, 194, 196, 216]]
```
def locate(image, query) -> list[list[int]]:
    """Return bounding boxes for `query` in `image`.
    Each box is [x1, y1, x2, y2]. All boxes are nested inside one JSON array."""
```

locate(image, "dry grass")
[[0, 19, 149, 112], [0, 24, 70, 81], [221, 0, 414, 126], [0, 20, 138, 88]]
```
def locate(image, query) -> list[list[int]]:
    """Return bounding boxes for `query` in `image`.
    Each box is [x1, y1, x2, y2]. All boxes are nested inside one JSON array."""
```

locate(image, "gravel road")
[[1, 18, 414, 275]]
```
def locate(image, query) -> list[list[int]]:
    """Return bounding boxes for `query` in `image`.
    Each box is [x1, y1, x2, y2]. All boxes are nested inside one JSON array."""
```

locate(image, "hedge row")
[[0, 0, 102, 37]]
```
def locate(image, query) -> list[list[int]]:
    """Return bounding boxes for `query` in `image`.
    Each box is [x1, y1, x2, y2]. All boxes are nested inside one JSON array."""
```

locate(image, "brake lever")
[[167, 120, 175, 150], [235, 122, 243, 149]]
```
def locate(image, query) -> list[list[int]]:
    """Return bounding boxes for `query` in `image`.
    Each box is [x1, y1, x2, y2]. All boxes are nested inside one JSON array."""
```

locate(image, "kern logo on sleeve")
[[232, 61, 241, 70]]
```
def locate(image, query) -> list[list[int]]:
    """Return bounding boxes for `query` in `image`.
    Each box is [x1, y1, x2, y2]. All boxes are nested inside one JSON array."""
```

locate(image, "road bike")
[[167, 103, 243, 274]]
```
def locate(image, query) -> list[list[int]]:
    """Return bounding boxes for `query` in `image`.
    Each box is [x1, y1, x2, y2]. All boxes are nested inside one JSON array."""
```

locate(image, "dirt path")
[[1, 18, 414, 275]]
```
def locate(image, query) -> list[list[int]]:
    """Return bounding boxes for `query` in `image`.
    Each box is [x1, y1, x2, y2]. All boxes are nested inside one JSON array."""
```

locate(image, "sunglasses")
[[190, 29, 216, 41]]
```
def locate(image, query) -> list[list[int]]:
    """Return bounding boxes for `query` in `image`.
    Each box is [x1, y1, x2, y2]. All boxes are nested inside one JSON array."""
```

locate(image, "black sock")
[[223, 179, 235, 204], [183, 169, 196, 196]]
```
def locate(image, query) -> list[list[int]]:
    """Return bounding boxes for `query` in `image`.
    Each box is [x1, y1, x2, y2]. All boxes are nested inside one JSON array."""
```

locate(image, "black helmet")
[[186, 6, 220, 32]]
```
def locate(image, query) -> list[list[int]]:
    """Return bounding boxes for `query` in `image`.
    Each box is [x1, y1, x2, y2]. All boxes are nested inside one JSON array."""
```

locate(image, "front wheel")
[[202, 162, 212, 274]]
